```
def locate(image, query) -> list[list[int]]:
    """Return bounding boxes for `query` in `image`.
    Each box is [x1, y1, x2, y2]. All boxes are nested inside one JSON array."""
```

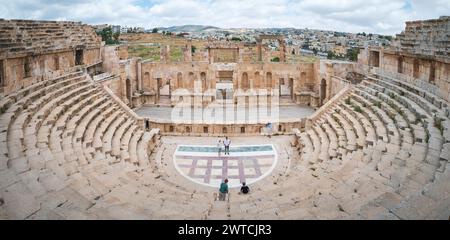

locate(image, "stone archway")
[[289, 78, 294, 98], [125, 78, 132, 104], [429, 61, 436, 84], [398, 56, 404, 74], [266, 72, 272, 89], [254, 72, 260, 89], [75, 49, 83, 65], [188, 72, 195, 90], [241, 72, 249, 90], [0, 60, 4, 87], [143, 72, 151, 91], [320, 78, 327, 105], [413, 59, 420, 79], [201, 72, 207, 92], [158, 78, 171, 105], [177, 72, 183, 89]]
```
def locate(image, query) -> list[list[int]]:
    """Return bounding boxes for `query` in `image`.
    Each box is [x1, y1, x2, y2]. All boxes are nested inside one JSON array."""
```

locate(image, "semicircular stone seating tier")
[[294, 73, 450, 219], [0, 70, 449, 219], [0, 71, 209, 219]]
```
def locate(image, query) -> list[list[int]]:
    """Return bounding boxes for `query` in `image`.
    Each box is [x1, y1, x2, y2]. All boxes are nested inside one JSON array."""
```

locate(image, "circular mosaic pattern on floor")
[[173, 144, 277, 188]]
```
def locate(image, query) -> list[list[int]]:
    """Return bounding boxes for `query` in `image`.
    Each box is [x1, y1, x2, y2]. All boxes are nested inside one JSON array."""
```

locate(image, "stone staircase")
[[206, 193, 231, 220]]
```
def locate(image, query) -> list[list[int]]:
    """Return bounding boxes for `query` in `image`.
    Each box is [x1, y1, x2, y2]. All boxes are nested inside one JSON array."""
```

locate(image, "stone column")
[[184, 41, 193, 62], [160, 45, 170, 63], [279, 40, 286, 62], [238, 47, 243, 63], [256, 41, 262, 62], [208, 48, 214, 63]]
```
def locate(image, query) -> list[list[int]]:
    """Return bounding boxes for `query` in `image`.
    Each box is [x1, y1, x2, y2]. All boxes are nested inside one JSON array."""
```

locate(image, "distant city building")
[[333, 45, 347, 56], [111, 25, 121, 34], [92, 24, 108, 32]]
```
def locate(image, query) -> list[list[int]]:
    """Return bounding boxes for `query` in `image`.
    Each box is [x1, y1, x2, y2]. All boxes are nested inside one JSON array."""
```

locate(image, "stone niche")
[[149, 121, 306, 137]]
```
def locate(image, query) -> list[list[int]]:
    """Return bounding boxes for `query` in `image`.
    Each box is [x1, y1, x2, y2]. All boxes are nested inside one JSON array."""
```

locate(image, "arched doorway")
[[397, 56, 404, 74], [413, 59, 420, 78], [201, 72, 207, 92], [241, 72, 249, 90], [254, 72, 260, 89], [429, 61, 436, 84], [300, 72, 306, 86], [143, 72, 151, 91], [75, 49, 83, 66], [126, 78, 132, 104], [158, 78, 171, 105], [177, 72, 183, 89], [289, 78, 294, 98], [320, 79, 327, 105], [266, 72, 272, 89], [188, 72, 195, 90]]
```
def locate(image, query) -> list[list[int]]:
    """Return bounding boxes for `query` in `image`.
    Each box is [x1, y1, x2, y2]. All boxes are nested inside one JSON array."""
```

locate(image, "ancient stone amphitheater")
[[0, 17, 449, 220]]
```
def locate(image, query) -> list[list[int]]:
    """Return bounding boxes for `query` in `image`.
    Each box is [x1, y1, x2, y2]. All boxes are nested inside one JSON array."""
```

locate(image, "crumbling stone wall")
[[397, 16, 449, 57], [358, 16, 450, 101], [0, 19, 102, 94]]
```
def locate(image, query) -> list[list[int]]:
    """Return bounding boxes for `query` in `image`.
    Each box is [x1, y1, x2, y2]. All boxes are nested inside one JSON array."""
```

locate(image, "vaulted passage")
[[0, 60, 4, 87], [320, 78, 327, 105], [75, 49, 83, 65]]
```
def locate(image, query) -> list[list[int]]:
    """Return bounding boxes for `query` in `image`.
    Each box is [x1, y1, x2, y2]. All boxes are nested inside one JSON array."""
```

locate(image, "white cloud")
[[0, 0, 448, 34]]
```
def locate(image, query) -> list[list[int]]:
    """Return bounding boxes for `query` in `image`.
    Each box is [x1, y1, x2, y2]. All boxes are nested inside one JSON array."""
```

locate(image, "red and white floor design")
[[173, 145, 277, 188]]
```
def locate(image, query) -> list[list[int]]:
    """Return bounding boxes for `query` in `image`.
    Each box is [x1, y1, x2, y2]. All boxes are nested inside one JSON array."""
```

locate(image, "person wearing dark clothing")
[[218, 179, 229, 201], [240, 182, 249, 194], [223, 137, 231, 155]]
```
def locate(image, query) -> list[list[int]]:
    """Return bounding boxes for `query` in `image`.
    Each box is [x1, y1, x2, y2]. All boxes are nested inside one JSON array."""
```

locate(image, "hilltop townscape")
[[93, 24, 393, 61]]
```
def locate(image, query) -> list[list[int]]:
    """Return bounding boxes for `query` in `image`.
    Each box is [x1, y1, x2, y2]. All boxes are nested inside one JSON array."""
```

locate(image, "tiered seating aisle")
[[294, 74, 449, 219], [0, 71, 168, 219]]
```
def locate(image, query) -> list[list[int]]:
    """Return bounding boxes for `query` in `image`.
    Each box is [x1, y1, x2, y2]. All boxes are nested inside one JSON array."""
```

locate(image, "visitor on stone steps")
[[217, 139, 222, 157], [218, 179, 229, 201], [223, 137, 231, 155], [266, 122, 273, 138], [240, 182, 249, 194]]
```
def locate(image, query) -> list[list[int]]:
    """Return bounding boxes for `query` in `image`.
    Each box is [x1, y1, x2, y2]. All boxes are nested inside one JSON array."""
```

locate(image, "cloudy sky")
[[1, 0, 449, 35]]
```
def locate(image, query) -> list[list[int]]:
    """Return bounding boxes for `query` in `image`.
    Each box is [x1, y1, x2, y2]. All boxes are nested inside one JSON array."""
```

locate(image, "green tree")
[[271, 57, 280, 62], [231, 37, 242, 41], [113, 32, 120, 42], [99, 27, 112, 41], [327, 51, 335, 60], [191, 45, 196, 54], [152, 28, 158, 33], [383, 35, 393, 41], [97, 27, 119, 45]]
